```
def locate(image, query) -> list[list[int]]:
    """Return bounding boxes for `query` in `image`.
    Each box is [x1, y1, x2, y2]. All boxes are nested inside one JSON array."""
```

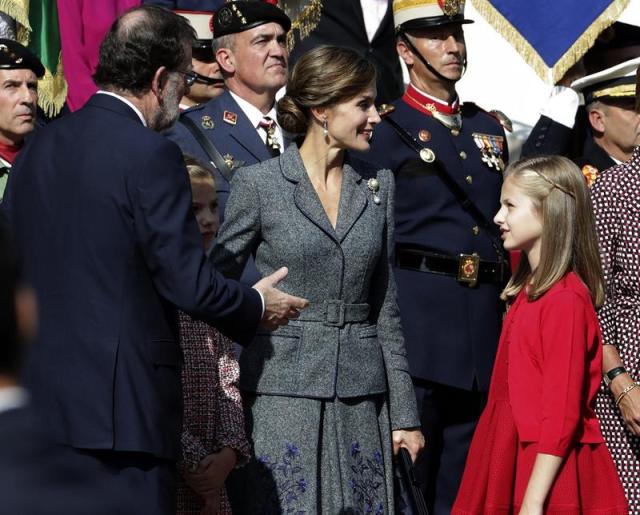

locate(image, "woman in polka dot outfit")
[[591, 78, 640, 511]]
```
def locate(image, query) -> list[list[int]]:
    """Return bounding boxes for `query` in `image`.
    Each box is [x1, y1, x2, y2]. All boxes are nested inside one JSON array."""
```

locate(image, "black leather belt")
[[395, 247, 504, 287]]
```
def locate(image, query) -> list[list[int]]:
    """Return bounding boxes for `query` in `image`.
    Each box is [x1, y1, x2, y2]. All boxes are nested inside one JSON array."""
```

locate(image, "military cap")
[[175, 9, 218, 61], [573, 56, 640, 105], [393, 0, 473, 32], [584, 22, 640, 75], [0, 39, 45, 78], [213, 1, 291, 38]]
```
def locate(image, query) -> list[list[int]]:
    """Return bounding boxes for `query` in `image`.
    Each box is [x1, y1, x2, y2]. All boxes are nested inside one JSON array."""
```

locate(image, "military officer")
[[165, 1, 291, 230], [365, 1, 509, 513], [174, 8, 226, 110], [0, 39, 44, 200], [573, 58, 640, 185], [522, 23, 640, 186]]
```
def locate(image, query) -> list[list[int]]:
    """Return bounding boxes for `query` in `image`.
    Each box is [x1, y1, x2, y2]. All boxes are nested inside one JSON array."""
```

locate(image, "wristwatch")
[[604, 366, 627, 387]]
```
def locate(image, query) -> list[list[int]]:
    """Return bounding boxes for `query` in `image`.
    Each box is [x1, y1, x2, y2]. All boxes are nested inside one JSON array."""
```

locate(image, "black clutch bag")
[[394, 447, 429, 515]]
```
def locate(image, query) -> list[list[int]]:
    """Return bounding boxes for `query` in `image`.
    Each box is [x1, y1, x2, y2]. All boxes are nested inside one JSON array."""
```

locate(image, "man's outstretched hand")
[[253, 267, 309, 330]]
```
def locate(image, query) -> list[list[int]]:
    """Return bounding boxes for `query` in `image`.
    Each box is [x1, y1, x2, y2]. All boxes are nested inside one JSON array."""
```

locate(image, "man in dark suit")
[[0, 218, 124, 514], [2, 6, 306, 514], [366, 1, 509, 512], [288, 0, 403, 104]]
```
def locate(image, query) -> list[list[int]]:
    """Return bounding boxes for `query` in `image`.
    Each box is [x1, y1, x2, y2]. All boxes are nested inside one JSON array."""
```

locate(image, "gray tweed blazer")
[[212, 144, 419, 429]]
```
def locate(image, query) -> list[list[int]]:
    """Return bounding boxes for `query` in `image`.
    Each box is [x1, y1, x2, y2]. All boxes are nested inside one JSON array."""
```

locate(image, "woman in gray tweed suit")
[[212, 46, 424, 514]]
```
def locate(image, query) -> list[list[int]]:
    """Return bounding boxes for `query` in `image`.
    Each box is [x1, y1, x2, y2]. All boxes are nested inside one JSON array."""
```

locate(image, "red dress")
[[453, 275, 628, 514]]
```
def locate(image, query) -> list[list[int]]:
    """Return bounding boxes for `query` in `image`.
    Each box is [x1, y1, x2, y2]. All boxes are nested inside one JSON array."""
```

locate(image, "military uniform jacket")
[[165, 90, 279, 286], [365, 97, 508, 391], [211, 145, 419, 430]]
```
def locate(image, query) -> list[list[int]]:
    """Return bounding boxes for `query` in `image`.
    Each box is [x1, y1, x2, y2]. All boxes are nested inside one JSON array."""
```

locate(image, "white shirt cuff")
[[253, 287, 265, 317]]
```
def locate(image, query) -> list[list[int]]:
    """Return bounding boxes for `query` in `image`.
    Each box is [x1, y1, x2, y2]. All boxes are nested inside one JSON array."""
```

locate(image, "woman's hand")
[[183, 447, 237, 513], [392, 428, 425, 463], [615, 380, 640, 436]]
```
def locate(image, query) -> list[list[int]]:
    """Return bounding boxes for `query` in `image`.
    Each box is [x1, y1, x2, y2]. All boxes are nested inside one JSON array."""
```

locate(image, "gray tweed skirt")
[[227, 393, 394, 514]]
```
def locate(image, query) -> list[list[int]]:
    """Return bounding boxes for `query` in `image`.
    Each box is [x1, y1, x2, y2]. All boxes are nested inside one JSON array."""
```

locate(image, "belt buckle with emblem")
[[458, 253, 480, 287]]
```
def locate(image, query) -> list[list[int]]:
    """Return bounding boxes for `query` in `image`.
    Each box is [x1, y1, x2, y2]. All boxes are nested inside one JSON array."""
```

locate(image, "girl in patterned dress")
[[591, 139, 640, 513], [177, 157, 250, 515], [453, 156, 627, 514]]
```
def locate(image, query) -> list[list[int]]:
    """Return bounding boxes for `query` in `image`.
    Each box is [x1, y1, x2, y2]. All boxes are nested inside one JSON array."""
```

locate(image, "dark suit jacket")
[[0, 405, 121, 514], [2, 93, 262, 460], [289, 0, 403, 104]]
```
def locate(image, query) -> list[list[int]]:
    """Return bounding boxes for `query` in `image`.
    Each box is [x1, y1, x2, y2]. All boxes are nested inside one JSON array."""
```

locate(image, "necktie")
[[258, 116, 281, 157]]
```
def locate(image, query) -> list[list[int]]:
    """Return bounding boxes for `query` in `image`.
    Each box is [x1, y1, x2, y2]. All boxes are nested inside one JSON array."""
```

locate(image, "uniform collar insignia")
[[403, 84, 462, 131], [223, 110, 238, 125]]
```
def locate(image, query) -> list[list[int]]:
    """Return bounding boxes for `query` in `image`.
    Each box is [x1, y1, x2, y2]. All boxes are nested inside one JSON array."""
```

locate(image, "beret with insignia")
[[213, 1, 291, 38], [0, 39, 45, 78]]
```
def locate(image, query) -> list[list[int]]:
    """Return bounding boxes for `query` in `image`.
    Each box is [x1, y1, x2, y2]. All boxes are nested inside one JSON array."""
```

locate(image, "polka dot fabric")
[[591, 147, 640, 514]]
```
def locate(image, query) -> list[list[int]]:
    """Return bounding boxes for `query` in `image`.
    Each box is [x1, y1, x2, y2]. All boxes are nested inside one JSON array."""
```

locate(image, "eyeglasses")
[[176, 70, 198, 87]]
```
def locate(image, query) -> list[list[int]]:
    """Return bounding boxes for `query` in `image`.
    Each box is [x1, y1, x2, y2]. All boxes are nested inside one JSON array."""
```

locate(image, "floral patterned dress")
[[591, 147, 640, 513]]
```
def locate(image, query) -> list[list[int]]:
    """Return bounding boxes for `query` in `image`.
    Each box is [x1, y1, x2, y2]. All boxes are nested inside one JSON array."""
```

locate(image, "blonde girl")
[[453, 155, 627, 515]]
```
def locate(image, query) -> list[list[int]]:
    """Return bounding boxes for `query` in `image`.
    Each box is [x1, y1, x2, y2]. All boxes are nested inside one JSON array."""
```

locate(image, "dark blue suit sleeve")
[[521, 115, 573, 158], [133, 139, 262, 344]]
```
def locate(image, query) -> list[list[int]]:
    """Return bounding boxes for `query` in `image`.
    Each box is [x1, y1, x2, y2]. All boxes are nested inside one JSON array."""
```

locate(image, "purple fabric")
[[57, 0, 141, 111]]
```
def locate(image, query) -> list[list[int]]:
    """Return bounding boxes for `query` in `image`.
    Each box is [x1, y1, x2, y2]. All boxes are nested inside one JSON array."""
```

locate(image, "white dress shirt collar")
[[228, 90, 283, 148]]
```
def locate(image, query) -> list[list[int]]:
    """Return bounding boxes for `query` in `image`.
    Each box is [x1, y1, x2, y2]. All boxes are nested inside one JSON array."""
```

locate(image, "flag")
[[26, 0, 66, 117], [470, 0, 631, 83]]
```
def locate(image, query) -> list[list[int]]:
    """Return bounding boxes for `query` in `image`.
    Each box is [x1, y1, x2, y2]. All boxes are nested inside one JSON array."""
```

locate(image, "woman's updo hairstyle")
[[277, 45, 377, 136]]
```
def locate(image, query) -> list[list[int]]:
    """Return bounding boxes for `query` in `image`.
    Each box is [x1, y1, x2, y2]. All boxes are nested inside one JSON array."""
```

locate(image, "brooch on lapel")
[[367, 178, 381, 205]]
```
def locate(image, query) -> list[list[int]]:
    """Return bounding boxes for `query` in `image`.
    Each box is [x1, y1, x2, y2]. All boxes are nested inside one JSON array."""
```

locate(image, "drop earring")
[[322, 118, 328, 137]]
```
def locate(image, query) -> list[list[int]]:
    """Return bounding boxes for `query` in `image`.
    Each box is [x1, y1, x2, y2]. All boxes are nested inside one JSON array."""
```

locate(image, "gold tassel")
[[280, 0, 323, 52], [35, 53, 67, 118], [0, 0, 30, 31], [470, 0, 631, 84]]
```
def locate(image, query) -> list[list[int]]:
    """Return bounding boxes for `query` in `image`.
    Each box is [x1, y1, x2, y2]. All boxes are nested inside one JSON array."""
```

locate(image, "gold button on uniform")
[[472, 226, 480, 235], [465, 175, 473, 184], [459, 151, 467, 159]]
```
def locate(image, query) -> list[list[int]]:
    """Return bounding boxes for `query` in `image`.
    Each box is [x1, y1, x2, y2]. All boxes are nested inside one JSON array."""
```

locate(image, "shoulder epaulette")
[[377, 104, 396, 118], [462, 102, 513, 132]]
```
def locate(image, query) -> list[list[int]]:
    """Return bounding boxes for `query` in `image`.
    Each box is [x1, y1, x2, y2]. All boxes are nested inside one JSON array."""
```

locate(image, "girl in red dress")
[[452, 155, 627, 515]]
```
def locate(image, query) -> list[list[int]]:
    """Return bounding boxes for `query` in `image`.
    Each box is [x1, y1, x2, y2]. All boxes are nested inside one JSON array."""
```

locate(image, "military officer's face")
[[402, 24, 466, 84], [590, 98, 640, 159], [0, 68, 38, 146], [185, 56, 225, 104], [323, 85, 381, 152], [218, 22, 288, 95]]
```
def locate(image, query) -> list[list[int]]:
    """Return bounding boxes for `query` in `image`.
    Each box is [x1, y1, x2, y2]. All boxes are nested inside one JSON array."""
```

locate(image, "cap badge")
[[438, 0, 464, 17], [217, 6, 233, 27]]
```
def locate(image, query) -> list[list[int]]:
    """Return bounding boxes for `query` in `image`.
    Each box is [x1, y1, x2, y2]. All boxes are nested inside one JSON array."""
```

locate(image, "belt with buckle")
[[395, 247, 504, 287], [297, 300, 370, 327]]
